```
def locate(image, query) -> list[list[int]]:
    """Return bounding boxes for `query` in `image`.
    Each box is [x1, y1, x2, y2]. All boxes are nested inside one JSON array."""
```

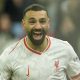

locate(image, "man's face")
[[23, 10, 50, 46]]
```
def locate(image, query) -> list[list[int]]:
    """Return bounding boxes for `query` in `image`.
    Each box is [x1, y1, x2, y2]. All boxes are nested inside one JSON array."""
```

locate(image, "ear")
[[48, 18, 50, 29], [22, 19, 26, 31], [22, 19, 25, 26]]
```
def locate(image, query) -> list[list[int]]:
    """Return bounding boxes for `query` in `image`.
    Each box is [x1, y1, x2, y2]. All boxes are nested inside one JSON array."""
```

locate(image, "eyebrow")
[[39, 18, 47, 20], [28, 17, 47, 20], [28, 17, 35, 20]]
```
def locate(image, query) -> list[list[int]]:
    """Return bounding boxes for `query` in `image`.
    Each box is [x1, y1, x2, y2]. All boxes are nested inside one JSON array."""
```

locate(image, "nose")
[[35, 21, 42, 29]]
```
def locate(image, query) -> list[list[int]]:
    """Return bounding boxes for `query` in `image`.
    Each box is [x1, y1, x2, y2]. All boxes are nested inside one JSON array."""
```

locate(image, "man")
[[0, 4, 80, 80]]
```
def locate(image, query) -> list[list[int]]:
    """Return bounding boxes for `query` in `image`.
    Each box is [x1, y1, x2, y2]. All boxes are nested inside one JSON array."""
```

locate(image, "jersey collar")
[[24, 36, 51, 55]]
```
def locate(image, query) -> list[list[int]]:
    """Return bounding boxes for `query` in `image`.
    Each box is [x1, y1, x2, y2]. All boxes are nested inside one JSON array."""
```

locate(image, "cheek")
[[22, 25, 29, 33], [23, 23, 31, 32], [45, 28, 49, 33], [25, 27, 30, 33], [43, 25, 49, 32]]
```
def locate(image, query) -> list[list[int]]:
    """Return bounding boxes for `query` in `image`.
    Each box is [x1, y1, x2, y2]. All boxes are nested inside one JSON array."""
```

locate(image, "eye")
[[28, 18, 36, 24], [39, 18, 47, 24]]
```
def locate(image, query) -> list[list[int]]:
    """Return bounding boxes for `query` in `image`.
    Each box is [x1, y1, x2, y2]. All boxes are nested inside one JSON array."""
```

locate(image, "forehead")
[[25, 10, 48, 19]]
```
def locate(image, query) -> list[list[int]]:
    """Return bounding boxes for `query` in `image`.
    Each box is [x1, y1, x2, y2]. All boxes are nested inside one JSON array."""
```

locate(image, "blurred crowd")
[[0, 0, 80, 60], [0, 0, 36, 53]]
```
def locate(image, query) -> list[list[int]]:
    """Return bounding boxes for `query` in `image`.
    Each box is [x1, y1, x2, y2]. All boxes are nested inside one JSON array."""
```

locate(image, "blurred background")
[[0, 0, 80, 60], [0, 0, 80, 80]]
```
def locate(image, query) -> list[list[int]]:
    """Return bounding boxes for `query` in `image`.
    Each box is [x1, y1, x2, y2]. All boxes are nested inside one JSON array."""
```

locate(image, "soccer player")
[[0, 4, 80, 80]]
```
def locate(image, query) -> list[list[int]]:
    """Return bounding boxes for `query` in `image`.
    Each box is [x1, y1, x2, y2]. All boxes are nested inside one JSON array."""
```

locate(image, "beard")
[[27, 28, 46, 46]]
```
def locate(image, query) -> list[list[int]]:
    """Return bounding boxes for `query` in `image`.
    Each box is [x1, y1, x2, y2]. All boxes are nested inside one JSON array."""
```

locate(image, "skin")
[[22, 10, 50, 52], [71, 74, 80, 80], [22, 10, 80, 79]]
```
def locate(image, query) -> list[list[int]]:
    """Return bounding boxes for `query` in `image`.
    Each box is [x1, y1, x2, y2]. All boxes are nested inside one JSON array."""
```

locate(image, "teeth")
[[34, 32, 41, 33], [33, 34, 42, 40], [33, 32, 41, 35], [34, 34, 41, 36]]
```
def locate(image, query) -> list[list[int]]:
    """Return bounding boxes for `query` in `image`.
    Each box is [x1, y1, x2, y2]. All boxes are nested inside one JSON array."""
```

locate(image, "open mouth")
[[33, 32, 43, 40]]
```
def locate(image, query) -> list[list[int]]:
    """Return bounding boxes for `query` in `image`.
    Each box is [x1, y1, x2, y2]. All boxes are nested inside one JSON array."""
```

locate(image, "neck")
[[27, 36, 48, 52]]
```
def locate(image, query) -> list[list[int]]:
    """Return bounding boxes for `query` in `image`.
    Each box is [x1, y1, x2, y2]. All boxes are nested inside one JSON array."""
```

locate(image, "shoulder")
[[0, 38, 24, 63], [49, 36, 70, 47], [49, 36, 75, 54], [52, 36, 77, 55], [0, 38, 25, 65], [0, 38, 24, 56]]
